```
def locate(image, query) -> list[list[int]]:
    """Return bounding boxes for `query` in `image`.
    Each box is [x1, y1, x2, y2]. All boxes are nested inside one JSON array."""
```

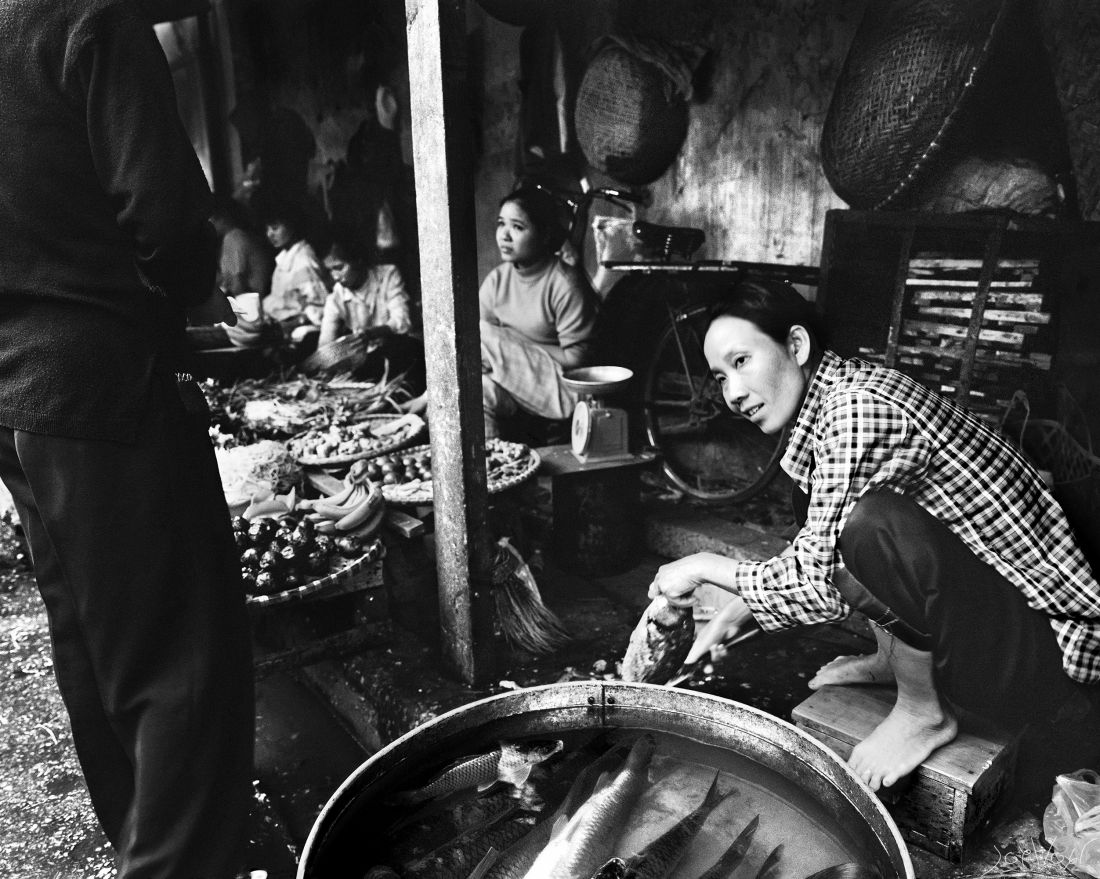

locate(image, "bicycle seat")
[[633, 221, 705, 261]]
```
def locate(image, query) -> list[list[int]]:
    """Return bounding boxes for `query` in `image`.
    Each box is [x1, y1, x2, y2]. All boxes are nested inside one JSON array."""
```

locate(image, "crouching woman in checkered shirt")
[[648, 279, 1100, 794]]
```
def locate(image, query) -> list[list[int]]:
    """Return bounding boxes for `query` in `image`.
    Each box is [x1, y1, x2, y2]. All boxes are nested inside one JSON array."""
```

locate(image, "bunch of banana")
[[298, 468, 384, 536]]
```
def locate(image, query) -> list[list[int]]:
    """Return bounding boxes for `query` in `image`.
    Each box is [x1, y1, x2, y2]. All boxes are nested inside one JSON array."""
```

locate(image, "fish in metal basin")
[[756, 844, 784, 879], [607, 771, 737, 878], [620, 596, 695, 684], [481, 744, 629, 879], [696, 813, 760, 879], [804, 865, 882, 879], [524, 733, 657, 879], [394, 739, 564, 804]]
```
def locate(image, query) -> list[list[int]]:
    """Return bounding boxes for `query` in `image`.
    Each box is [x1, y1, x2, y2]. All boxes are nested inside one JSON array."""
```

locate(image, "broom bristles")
[[491, 540, 570, 654]]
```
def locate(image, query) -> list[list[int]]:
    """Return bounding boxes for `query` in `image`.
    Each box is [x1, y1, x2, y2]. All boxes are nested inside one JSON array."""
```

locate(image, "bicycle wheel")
[[643, 304, 787, 502]]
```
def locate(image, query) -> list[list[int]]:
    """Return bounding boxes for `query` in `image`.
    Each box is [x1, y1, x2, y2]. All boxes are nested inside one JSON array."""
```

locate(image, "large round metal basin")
[[298, 681, 915, 878]]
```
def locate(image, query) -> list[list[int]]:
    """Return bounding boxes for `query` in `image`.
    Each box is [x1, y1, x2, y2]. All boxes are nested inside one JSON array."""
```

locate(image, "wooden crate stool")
[[792, 684, 1019, 862], [536, 444, 657, 577]]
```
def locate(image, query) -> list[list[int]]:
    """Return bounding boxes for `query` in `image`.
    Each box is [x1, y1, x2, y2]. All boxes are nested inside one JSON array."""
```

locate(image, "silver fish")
[[696, 814, 760, 879], [615, 772, 736, 878], [405, 811, 536, 879], [621, 596, 694, 684], [756, 844, 783, 879], [804, 865, 882, 879], [483, 745, 629, 879], [527, 733, 656, 879], [395, 739, 564, 804]]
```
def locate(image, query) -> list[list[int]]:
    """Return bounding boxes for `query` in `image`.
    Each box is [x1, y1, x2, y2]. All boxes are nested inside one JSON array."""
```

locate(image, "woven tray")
[[381, 440, 541, 505], [289, 414, 426, 466], [246, 537, 384, 608]]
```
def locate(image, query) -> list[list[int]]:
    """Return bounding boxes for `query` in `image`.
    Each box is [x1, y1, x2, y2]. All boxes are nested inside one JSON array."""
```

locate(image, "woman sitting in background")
[[318, 228, 412, 346], [260, 198, 330, 337], [318, 229, 422, 386], [403, 185, 598, 437], [477, 185, 599, 437]]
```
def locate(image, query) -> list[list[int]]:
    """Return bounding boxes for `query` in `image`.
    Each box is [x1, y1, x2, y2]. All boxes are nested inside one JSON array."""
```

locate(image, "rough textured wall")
[[471, 0, 865, 277]]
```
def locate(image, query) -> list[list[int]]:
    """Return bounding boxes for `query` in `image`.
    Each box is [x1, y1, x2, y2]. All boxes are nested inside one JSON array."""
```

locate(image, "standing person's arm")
[[78, 3, 223, 319]]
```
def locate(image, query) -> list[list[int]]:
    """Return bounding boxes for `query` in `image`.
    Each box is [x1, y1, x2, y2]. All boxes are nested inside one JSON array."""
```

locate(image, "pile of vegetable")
[[288, 413, 423, 462], [203, 374, 415, 446]]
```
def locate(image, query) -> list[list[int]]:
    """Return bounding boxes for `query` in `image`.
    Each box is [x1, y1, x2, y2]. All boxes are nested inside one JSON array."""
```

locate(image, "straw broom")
[[490, 537, 571, 654]]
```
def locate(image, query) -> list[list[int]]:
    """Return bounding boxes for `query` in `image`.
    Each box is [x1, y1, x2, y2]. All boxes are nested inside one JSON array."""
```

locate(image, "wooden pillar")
[[405, 0, 497, 685]]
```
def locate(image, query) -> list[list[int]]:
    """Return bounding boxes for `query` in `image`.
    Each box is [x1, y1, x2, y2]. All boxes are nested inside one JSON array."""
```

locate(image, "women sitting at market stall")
[[404, 184, 599, 438], [260, 198, 330, 342], [479, 184, 599, 437], [647, 279, 1100, 793], [318, 227, 423, 386]]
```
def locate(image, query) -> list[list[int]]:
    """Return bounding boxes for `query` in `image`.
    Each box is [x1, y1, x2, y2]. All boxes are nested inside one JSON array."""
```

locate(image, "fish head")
[[502, 738, 564, 764], [590, 857, 629, 878]]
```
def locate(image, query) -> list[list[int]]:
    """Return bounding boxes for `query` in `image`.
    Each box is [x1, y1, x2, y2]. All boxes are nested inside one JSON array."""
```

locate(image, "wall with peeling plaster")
[[469, 0, 866, 282]]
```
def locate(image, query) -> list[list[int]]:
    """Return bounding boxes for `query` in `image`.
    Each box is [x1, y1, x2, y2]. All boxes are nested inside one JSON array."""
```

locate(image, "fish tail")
[[755, 843, 784, 879]]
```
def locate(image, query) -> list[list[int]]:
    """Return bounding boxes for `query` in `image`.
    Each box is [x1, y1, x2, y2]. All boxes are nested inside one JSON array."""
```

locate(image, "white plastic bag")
[[1043, 769, 1100, 878]]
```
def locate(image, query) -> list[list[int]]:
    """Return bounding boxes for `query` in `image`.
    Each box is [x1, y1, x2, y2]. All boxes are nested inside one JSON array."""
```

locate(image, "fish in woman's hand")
[[524, 733, 656, 879], [695, 813, 760, 879], [605, 772, 737, 878], [620, 596, 695, 684], [394, 739, 564, 804]]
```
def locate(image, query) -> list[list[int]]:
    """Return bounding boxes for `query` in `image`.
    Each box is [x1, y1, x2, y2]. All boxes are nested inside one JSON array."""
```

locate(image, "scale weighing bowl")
[[561, 365, 633, 398]]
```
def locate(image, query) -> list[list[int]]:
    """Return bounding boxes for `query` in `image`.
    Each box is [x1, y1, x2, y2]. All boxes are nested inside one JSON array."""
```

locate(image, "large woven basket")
[[574, 38, 695, 185], [820, 0, 1012, 209], [299, 333, 370, 378]]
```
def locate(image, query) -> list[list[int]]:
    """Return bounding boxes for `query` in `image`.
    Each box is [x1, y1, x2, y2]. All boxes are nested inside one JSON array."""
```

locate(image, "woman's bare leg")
[[808, 622, 896, 690], [847, 634, 958, 791]]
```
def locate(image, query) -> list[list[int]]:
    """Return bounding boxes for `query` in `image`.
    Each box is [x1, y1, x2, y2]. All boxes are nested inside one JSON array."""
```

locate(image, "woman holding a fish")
[[647, 280, 1100, 794]]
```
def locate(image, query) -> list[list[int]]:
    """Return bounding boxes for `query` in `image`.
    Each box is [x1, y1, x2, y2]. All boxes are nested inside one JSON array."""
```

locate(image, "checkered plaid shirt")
[[735, 351, 1100, 683]]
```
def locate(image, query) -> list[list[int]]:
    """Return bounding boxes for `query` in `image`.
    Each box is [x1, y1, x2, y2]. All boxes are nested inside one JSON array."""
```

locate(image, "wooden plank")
[[406, 0, 496, 686], [901, 319, 1027, 347], [306, 470, 344, 497], [911, 289, 1045, 308], [906, 278, 1035, 288], [908, 257, 1040, 270], [915, 306, 1051, 325], [383, 508, 427, 539], [885, 224, 916, 368]]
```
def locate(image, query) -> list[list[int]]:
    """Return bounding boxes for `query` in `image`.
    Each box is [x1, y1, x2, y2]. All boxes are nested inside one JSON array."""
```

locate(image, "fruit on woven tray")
[[290, 413, 424, 460], [232, 509, 366, 597], [297, 469, 385, 536], [363, 439, 531, 492]]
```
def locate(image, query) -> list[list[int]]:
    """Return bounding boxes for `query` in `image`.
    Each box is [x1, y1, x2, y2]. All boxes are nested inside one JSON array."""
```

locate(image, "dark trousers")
[[0, 377, 254, 878], [797, 487, 1093, 730]]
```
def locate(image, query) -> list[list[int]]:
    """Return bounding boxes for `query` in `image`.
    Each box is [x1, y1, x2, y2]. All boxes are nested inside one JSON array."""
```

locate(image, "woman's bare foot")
[[848, 699, 958, 791], [808, 650, 895, 690], [847, 634, 958, 792]]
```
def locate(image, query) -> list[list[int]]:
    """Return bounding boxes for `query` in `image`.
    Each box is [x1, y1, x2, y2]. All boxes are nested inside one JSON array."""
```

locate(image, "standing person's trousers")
[[797, 487, 1095, 730], [0, 375, 254, 878]]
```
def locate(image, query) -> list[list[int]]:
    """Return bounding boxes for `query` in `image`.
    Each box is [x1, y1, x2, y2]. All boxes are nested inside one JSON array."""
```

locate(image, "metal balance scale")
[[561, 365, 634, 464]]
